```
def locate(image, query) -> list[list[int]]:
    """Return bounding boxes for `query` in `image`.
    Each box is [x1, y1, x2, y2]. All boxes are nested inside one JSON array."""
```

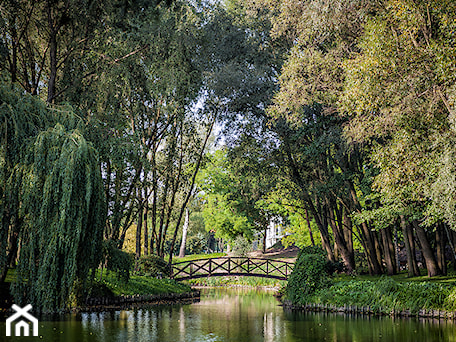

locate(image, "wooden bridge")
[[171, 257, 295, 281]]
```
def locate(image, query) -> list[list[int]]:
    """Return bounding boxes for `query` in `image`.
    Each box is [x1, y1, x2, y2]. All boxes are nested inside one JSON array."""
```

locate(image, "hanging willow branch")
[[12, 124, 106, 313]]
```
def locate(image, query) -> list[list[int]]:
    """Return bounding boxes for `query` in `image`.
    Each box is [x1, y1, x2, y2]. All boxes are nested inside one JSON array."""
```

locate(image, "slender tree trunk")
[[381, 228, 396, 275], [343, 208, 353, 257], [386, 226, 397, 273], [394, 224, 400, 273], [327, 200, 354, 273], [304, 209, 315, 247], [46, 3, 57, 103], [178, 208, 190, 258], [168, 116, 216, 264], [373, 231, 383, 273], [400, 215, 420, 277], [312, 198, 335, 262], [401, 216, 420, 276], [263, 227, 267, 253], [150, 151, 158, 255], [347, 182, 382, 274], [436, 223, 446, 276], [143, 207, 149, 256], [413, 221, 441, 277], [443, 223, 456, 271], [156, 176, 170, 257], [136, 202, 143, 262]]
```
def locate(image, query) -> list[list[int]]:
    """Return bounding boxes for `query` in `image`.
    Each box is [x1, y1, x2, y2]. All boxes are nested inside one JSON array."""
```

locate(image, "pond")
[[1, 287, 456, 341]]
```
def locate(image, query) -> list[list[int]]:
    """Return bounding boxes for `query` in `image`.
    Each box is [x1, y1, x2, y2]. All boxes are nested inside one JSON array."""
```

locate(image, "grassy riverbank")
[[96, 271, 191, 297], [3, 268, 192, 305], [285, 247, 456, 315], [289, 275, 456, 314], [185, 276, 286, 288]]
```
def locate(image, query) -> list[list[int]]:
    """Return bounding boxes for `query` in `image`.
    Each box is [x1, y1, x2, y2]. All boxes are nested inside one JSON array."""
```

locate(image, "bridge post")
[[228, 257, 231, 275]]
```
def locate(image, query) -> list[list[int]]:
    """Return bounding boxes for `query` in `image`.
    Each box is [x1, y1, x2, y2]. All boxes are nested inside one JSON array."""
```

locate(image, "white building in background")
[[265, 217, 286, 249], [254, 217, 288, 250]]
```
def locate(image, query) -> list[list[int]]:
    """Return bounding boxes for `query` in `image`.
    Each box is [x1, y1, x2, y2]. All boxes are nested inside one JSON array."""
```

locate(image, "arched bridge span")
[[171, 257, 294, 281]]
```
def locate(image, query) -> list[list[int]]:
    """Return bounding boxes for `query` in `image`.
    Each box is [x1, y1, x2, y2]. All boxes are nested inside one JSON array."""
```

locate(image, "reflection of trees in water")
[[70, 290, 456, 342]]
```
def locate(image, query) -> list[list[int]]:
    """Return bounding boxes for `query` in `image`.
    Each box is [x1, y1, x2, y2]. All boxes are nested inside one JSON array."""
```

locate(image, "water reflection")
[[1, 288, 455, 341]]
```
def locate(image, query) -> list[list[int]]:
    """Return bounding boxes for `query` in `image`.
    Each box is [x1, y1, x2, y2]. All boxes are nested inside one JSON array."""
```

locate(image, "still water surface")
[[1, 287, 456, 341]]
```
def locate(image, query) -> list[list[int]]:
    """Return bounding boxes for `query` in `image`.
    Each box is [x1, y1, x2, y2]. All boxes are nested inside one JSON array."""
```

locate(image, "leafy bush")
[[232, 236, 251, 257], [104, 240, 134, 282], [135, 255, 171, 277], [286, 246, 332, 304], [186, 233, 206, 255]]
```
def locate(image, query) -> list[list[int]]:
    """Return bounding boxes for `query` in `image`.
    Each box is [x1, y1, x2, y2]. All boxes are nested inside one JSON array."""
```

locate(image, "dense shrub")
[[286, 246, 332, 304], [135, 255, 171, 277], [104, 241, 134, 282]]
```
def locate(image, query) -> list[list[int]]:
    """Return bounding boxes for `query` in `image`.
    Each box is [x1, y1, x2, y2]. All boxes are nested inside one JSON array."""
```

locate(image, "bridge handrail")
[[172, 256, 295, 266], [171, 256, 295, 281]]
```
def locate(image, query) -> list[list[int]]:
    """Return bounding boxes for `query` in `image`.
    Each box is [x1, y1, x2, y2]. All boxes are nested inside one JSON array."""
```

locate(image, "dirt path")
[[247, 246, 299, 263]]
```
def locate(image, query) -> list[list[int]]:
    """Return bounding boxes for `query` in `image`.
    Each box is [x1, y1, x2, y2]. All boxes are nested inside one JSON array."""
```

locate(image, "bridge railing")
[[171, 257, 294, 281]]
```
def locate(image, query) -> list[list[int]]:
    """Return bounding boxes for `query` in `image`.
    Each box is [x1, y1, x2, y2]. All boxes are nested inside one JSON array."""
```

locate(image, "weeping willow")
[[13, 124, 106, 312], [1, 84, 106, 312]]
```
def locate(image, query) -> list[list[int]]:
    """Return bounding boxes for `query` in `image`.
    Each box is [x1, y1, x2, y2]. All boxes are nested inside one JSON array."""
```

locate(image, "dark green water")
[[1, 288, 456, 341]]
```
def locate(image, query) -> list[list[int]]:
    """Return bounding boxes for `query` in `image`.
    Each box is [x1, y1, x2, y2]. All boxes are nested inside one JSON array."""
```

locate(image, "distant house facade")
[[254, 217, 289, 250]]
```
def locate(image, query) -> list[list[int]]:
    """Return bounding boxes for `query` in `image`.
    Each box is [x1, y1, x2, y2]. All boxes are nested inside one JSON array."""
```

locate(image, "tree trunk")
[[381, 227, 396, 275], [343, 208, 353, 258], [386, 226, 397, 273], [401, 216, 420, 276], [136, 200, 143, 262], [413, 221, 441, 277], [326, 201, 354, 273], [143, 207, 149, 256], [263, 227, 267, 253], [347, 182, 382, 274], [305, 209, 315, 247], [47, 4, 57, 103], [373, 231, 383, 273], [168, 115, 216, 264], [178, 208, 190, 258], [436, 223, 446, 276]]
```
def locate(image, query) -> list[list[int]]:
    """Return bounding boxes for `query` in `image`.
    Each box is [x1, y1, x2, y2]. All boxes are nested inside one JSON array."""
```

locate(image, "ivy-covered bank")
[[283, 247, 456, 317]]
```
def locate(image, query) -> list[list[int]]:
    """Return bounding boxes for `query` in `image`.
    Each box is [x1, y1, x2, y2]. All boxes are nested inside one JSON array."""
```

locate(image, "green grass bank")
[[185, 275, 286, 288], [303, 276, 456, 315], [284, 246, 456, 316]]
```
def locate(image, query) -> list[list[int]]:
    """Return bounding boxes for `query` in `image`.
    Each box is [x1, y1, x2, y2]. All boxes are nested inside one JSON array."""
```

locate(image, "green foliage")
[[186, 276, 286, 288], [135, 255, 172, 278], [12, 124, 106, 313], [104, 240, 134, 282], [97, 271, 191, 297], [312, 277, 456, 314], [341, 0, 456, 228], [198, 150, 259, 241], [232, 236, 252, 257], [286, 246, 332, 304]]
